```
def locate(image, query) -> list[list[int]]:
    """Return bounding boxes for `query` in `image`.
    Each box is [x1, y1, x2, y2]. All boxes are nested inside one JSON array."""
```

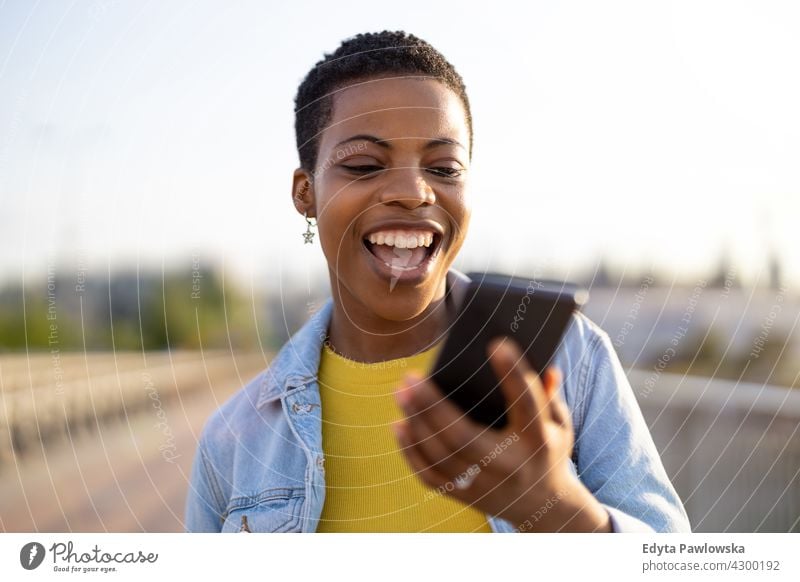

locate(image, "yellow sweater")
[[315, 342, 492, 532]]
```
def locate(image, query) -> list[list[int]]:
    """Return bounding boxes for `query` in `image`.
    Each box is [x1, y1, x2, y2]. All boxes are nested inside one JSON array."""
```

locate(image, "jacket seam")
[[280, 393, 317, 532], [582, 331, 607, 421], [573, 330, 604, 467], [198, 439, 226, 524], [225, 487, 305, 512]]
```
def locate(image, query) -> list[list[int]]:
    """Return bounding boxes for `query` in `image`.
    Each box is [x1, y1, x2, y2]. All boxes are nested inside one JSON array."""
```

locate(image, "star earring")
[[297, 180, 316, 244], [303, 212, 317, 244]]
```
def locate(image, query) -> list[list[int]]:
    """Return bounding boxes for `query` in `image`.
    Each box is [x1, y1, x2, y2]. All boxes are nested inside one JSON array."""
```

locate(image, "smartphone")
[[428, 272, 588, 430]]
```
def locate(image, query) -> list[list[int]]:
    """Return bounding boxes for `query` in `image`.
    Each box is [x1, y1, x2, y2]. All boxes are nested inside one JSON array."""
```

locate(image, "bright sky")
[[1, 0, 798, 289]]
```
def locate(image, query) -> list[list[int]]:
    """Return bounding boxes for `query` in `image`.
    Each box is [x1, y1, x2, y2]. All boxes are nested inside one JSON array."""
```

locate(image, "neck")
[[326, 274, 455, 364]]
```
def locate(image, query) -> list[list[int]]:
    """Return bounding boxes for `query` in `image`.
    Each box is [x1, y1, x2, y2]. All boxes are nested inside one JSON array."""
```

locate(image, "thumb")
[[487, 336, 549, 440], [542, 366, 572, 430]]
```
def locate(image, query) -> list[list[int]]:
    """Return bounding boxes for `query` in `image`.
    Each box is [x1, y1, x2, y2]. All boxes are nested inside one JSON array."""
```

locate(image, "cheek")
[[445, 189, 471, 240], [454, 189, 471, 219], [456, 185, 472, 214], [315, 193, 364, 255]]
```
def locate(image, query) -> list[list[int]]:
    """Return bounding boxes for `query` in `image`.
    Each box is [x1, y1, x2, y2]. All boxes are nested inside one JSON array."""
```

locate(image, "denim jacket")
[[185, 269, 691, 533]]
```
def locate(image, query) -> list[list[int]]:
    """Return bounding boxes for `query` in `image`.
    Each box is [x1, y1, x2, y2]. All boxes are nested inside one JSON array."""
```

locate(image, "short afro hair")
[[294, 30, 473, 173]]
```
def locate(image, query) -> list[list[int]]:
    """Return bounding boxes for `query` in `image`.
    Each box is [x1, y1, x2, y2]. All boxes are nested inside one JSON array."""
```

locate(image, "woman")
[[185, 30, 690, 533]]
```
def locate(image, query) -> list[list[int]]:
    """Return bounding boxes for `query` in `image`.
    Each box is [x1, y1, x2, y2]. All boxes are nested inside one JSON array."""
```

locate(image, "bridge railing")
[[0, 351, 267, 468], [628, 369, 800, 532]]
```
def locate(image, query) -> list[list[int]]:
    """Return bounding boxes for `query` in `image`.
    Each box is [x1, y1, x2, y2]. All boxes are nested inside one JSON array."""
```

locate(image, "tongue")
[[370, 244, 428, 268]]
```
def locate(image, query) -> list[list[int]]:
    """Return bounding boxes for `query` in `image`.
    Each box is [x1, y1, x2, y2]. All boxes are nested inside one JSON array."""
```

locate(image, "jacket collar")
[[257, 268, 472, 408]]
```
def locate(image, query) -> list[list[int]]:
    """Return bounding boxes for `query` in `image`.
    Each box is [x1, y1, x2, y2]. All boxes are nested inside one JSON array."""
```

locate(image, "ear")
[[291, 168, 316, 219]]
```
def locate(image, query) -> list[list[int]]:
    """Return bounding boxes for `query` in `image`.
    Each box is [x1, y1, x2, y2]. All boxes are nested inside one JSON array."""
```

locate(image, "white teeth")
[[366, 229, 436, 249]]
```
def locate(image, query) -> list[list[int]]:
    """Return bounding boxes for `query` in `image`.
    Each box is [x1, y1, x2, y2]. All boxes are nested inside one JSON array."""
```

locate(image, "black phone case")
[[429, 272, 587, 429]]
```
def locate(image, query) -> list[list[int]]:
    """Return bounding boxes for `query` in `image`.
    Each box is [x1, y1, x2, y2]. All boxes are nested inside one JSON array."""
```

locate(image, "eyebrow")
[[334, 134, 466, 151]]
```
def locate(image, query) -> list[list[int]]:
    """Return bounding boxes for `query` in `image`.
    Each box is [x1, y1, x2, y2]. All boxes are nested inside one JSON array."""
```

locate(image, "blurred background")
[[0, 0, 798, 533]]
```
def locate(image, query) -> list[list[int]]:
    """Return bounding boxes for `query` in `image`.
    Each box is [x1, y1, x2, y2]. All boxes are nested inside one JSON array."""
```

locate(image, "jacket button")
[[316, 455, 325, 470], [292, 402, 318, 414]]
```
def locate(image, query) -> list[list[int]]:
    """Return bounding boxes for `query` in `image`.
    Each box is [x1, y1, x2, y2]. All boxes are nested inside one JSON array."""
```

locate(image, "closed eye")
[[341, 165, 464, 179], [428, 167, 464, 178], [341, 165, 384, 175]]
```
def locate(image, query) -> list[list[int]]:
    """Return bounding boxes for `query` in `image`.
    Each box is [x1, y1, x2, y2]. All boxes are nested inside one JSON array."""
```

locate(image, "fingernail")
[[405, 371, 422, 385], [391, 421, 405, 441], [402, 371, 427, 406], [498, 336, 520, 357], [488, 336, 505, 351], [395, 384, 411, 409], [547, 366, 563, 388]]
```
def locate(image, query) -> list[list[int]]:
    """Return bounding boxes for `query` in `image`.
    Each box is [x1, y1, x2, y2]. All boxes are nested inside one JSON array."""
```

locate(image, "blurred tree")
[[0, 267, 268, 351]]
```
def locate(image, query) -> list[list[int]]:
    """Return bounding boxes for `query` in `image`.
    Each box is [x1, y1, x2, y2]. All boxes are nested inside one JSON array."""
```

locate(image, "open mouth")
[[361, 229, 443, 278]]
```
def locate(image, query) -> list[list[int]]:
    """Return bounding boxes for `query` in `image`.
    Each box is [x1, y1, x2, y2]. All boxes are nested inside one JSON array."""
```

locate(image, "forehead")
[[321, 76, 469, 147]]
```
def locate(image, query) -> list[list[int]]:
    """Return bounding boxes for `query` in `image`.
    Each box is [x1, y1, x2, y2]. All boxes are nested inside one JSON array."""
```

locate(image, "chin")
[[365, 286, 437, 322], [343, 265, 450, 323]]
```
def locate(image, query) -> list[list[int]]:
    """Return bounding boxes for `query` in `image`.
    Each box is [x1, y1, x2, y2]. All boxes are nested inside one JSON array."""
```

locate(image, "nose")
[[378, 166, 436, 209]]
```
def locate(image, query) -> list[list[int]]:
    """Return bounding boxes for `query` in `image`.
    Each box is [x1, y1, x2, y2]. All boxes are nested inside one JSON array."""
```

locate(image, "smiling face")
[[294, 76, 472, 323]]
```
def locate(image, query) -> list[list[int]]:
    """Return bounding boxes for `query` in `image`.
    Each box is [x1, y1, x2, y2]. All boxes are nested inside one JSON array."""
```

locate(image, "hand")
[[393, 336, 612, 532]]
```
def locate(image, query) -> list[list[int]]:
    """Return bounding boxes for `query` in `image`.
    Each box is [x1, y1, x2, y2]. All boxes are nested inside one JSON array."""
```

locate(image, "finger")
[[551, 395, 571, 431], [486, 337, 549, 442], [542, 367, 569, 427], [400, 395, 476, 480], [397, 372, 499, 462], [392, 420, 451, 490]]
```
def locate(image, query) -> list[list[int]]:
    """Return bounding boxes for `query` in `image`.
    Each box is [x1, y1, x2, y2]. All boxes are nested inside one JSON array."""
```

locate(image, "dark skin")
[[292, 76, 611, 532], [293, 76, 471, 362]]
